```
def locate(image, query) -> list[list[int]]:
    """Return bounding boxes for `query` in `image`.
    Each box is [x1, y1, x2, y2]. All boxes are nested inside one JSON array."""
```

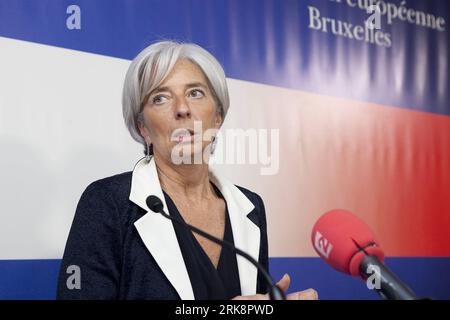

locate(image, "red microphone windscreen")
[[311, 209, 385, 276]]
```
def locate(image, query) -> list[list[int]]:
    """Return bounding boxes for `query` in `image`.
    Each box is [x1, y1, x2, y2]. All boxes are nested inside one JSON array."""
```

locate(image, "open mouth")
[[172, 128, 197, 143]]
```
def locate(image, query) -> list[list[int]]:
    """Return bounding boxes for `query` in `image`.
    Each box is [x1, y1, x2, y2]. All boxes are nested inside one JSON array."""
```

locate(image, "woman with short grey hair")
[[122, 41, 229, 155], [57, 41, 318, 300]]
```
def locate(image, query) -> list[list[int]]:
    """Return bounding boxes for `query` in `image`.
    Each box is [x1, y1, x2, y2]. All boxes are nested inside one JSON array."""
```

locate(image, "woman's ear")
[[137, 117, 150, 142], [214, 111, 223, 129]]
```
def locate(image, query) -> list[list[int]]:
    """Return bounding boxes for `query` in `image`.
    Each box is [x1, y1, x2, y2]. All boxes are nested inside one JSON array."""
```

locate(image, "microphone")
[[311, 209, 418, 300], [146, 195, 286, 300]]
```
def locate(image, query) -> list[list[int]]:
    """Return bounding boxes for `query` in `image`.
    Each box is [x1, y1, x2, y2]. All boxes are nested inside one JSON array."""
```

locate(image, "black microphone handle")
[[360, 255, 417, 300], [155, 207, 286, 300]]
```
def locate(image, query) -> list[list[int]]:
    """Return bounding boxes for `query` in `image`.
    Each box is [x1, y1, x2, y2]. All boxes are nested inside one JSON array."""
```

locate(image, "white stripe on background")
[[0, 36, 339, 259]]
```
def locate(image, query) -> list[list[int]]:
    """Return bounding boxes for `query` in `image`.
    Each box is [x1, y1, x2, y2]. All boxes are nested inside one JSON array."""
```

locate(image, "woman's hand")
[[231, 274, 318, 300]]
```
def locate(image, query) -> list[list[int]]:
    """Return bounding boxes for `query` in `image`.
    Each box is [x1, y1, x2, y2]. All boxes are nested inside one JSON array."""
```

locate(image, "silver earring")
[[145, 139, 151, 162], [210, 136, 217, 154]]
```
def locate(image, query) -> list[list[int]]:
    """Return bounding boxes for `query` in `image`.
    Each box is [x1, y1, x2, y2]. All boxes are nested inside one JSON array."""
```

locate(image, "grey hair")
[[122, 40, 230, 146]]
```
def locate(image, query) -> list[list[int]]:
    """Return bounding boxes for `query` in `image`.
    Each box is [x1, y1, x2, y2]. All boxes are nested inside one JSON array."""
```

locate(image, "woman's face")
[[138, 59, 222, 164]]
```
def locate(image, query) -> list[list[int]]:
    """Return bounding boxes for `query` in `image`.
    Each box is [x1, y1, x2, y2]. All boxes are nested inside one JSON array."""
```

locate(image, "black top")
[[163, 185, 242, 300]]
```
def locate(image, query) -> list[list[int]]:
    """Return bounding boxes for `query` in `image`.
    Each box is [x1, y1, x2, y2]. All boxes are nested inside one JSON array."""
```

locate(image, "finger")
[[286, 288, 319, 300], [275, 273, 291, 292]]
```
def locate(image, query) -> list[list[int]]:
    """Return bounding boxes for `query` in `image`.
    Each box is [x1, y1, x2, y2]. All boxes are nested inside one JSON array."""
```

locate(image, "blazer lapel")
[[129, 157, 262, 299], [209, 168, 261, 296], [130, 157, 194, 300]]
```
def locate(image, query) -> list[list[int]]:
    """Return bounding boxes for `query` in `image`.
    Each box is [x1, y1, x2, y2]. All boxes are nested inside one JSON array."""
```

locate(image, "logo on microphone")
[[314, 231, 333, 259]]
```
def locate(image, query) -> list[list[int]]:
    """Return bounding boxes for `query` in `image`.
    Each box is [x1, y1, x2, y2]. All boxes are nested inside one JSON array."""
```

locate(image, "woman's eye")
[[152, 95, 168, 105], [188, 89, 205, 98]]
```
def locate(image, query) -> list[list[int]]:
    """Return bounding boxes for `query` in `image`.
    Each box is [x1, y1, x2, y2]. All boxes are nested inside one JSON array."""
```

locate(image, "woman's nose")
[[174, 98, 191, 119]]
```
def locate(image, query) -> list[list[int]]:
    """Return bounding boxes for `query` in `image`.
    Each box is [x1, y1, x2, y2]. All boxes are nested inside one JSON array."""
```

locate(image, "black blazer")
[[57, 158, 269, 299]]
